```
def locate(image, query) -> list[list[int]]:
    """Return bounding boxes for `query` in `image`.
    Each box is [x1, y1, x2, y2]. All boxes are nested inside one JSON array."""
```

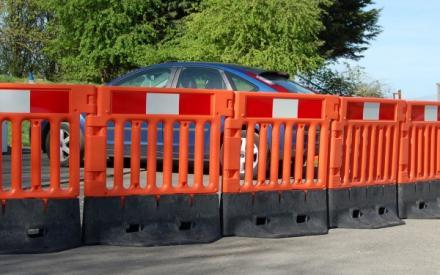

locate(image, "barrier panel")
[[83, 86, 233, 246], [328, 98, 404, 228], [222, 92, 338, 237], [0, 84, 96, 253], [398, 101, 440, 218]]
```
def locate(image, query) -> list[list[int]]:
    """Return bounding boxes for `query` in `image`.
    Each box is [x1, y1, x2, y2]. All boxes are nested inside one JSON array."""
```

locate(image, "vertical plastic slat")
[[343, 125, 353, 185], [178, 121, 189, 188], [318, 123, 329, 187], [352, 126, 362, 182], [193, 120, 204, 189], [282, 123, 293, 186], [430, 125, 436, 178], [417, 127, 423, 178], [68, 118, 80, 194], [113, 119, 124, 191], [269, 122, 280, 186], [244, 123, 255, 187], [49, 119, 61, 192], [360, 126, 369, 183], [376, 127, 384, 180], [410, 126, 417, 180], [208, 118, 220, 192], [30, 120, 42, 191], [130, 120, 141, 190], [294, 124, 304, 184], [163, 120, 174, 191], [383, 126, 392, 181], [257, 124, 268, 185], [147, 121, 157, 191], [11, 119, 22, 193], [306, 124, 316, 185], [423, 126, 429, 178], [368, 125, 377, 182]]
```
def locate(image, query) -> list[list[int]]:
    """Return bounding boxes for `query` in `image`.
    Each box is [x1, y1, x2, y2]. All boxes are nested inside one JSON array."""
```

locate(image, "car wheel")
[[220, 130, 260, 179], [45, 122, 83, 167]]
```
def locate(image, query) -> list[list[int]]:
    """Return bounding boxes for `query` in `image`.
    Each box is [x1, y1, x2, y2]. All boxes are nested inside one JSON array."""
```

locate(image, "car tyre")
[[45, 122, 84, 167], [220, 130, 260, 180]]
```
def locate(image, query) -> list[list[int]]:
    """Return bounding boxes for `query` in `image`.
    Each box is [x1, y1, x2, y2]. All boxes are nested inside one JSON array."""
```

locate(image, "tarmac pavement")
[[0, 219, 439, 274]]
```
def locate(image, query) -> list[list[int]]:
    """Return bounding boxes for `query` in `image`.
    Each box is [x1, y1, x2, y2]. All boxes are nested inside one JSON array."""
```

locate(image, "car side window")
[[226, 72, 258, 91], [118, 68, 171, 87], [177, 67, 226, 89]]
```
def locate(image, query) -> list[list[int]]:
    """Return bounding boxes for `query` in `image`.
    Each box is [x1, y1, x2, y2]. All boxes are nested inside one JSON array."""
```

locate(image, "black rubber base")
[[398, 181, 440, 219], [328, 185, 404, 229], [0, 199, 81, 254], [83, 194, 221, 246], [222, 190, 328, 238]]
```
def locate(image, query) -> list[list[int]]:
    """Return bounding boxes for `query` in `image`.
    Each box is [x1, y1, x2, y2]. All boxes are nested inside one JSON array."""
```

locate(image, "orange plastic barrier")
[[221, 91, 338, 237], [328, 97, 404, 228], [0, 84, 96, 253], [83, 86, 233, 246], [398, 101, 440, 218]]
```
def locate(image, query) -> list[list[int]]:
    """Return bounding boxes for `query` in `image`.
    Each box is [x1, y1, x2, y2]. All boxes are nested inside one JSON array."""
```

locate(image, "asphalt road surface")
[[0, 220, 439, 274], [1, 151, 440, 274]]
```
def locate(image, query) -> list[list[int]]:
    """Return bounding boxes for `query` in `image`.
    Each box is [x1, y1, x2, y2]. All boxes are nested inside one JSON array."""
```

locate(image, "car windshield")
[[274, 79, 314, 94], [257, 72, 314, 94]]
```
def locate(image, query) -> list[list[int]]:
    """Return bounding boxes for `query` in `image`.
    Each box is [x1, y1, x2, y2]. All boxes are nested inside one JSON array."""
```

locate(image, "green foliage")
[[43, 0, 197, 83], [163, 0, 329, 75], [299, 63, 388, 97], [0, 74, 25, 83], [4, 120, 30, 147], [0, 0, 54, 78], [319, 0, 382, 60], [0, 0, 381, 83]]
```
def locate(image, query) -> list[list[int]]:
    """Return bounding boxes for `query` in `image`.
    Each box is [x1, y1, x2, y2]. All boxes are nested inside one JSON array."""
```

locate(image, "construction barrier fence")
[[398, 101, 440, 218], [2, 82, 440, 253], [0, 84, 96, 253], [328, 97, 405, 228], [83, 86, 233, 246], [222, 92, 338, 237]]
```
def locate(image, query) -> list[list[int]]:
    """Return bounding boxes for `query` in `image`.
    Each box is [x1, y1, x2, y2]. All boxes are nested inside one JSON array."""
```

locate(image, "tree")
[[318, 0, 382, 60], [299, 63, 388, 97], [43, 0, 198, 83], [163, 0, 328, 76], [0, 0, 53, 78]]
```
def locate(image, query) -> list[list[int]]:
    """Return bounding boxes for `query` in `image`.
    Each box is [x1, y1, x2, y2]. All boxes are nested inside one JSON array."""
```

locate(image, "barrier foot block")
[[398, 181, 440, 219], [0, 199, 81, 254], [82, 194, 221, 246], [328, 185, 404, 229], [221, 190, 328, 238]]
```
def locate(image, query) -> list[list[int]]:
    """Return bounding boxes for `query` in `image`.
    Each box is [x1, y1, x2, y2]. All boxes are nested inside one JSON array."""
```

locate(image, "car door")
[[109, 67, 176, 158], [173, 66, 230, 160]]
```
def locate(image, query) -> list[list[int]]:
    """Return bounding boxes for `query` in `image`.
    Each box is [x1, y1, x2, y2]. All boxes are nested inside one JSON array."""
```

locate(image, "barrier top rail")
[[96, 86, 233, 117]]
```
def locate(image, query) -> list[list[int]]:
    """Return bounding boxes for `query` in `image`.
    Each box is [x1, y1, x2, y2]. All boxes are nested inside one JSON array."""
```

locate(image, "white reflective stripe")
[[424, 105, 438, 121], [146, 93, 179, 115], [0, 90, 30, 113], [272, 99, 298, 118], [363, 102, 380, 120]]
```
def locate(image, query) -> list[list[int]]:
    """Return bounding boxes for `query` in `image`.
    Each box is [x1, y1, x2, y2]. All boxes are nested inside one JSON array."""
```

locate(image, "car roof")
[[107, 61, 267, 85], [109, 61, 316, 94], [151, 61, 265, 74]]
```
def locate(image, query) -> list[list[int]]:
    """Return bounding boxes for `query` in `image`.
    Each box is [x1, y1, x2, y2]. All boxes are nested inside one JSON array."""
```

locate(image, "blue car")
[[43, 62, 315, 177]]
